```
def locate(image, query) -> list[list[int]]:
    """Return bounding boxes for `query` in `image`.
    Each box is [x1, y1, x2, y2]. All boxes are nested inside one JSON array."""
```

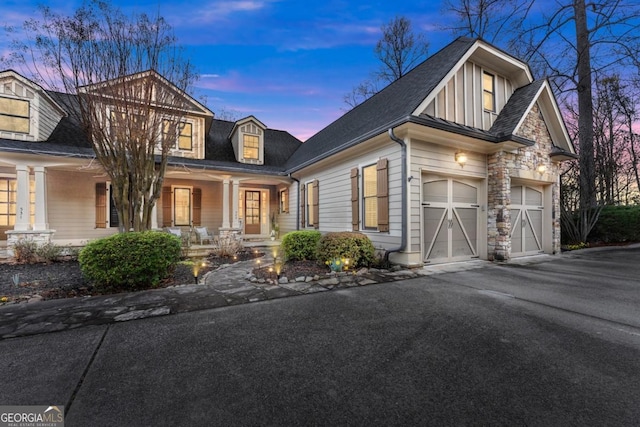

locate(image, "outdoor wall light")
[[455, 151, 468, 167], [536, 163, 547, 174]]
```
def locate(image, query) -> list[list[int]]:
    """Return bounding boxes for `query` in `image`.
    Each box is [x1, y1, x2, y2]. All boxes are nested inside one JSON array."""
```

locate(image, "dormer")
[[80, 70, 214, 160], [415, 39, 533, 131], [230, 116, 266, 165], [0, 70, 66, 142]]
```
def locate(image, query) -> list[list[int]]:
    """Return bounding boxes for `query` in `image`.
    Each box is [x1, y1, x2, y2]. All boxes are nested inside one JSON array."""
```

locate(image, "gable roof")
[[490, 79, 546, 137], [284, 37, 478, 171]]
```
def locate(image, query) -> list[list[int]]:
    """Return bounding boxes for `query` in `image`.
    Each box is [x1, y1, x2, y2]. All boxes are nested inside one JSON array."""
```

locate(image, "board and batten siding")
[[296, 142, 403, 252], [408, 139, 487, 254], [422, 61, 514, 131]]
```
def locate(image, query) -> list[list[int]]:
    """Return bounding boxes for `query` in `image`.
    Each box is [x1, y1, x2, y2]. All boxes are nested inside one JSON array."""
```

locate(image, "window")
[[173, 187, 191, 226], [0, 97, 29, 133], [0, 178, 17, 226], [178, 122, 193, 150], [301, 180, 318, 229], [362, 164, 378, 229], [95, 183, 120, 228], [483, 71, 495, 112], [161, 186, 201, 227], [279, 188, 289, 213], [0, 177, 34, 227], [163, 120, 193, 150], [243, 134, 259, 160], [351, 159, 389, 232]]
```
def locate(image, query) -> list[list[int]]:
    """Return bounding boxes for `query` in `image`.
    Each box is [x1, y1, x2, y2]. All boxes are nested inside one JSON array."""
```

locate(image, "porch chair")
[[194, 226, 214, 245], [166, 227, 183, 239]]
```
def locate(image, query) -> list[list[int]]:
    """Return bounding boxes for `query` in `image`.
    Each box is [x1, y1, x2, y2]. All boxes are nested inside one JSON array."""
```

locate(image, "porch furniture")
[[194, 226, 214, 245], [166, 227, 183, 238]]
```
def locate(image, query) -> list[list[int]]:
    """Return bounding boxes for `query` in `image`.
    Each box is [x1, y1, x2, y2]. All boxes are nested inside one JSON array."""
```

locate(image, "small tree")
[[5, 0, 196, 231], [344, 16, 429, 108]]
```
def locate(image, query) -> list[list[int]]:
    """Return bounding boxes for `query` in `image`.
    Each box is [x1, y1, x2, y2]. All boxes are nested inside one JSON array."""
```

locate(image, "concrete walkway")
[[0, 252, 508, 340]]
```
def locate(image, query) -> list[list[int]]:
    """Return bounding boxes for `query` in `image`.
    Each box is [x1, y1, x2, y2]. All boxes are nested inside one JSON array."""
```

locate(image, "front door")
[[423, 176, 479, 263], [510, 185, 544, 255], [244, 191, 261, 235]]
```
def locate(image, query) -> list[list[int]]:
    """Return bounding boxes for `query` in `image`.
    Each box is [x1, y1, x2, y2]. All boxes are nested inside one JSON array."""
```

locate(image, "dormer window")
[[230, 116, 266, 165], [483, 71, 495, 112], [243, 134, 259, 160], [0, 96, 29, 133], [178, 122, 192, 150], [162, 119, 193, 151]]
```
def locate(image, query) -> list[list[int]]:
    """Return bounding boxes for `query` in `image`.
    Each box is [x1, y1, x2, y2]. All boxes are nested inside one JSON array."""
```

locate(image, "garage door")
[[423, 176, 479, 263], [510, 185, 544, 255]]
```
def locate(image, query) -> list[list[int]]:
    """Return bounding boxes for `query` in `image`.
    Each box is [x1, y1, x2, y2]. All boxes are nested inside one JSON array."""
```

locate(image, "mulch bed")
[[0, 249, 264, 304]]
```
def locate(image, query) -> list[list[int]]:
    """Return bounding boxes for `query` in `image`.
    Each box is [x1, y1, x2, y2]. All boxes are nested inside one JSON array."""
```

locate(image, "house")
[[0, 37, 576, 265]]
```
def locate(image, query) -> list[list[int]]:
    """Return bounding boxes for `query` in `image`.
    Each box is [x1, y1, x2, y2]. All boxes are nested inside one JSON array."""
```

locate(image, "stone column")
[[33, 166, 49, 230], [222, 178, 230, 229], [232, 179, 240, 229], [14, 165, 31, 231], [487, 151, 511, 261]]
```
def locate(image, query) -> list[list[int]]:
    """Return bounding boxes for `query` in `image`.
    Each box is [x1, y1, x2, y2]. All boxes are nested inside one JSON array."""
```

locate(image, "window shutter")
[[300, 184, 305, 228], [162, 186, 172, 227], [312, 179, 319, 229], [95, 182, 107, 228], [192, 188, 202, 226], [283, 189, 289, 213], [377, 158, 389, 232], [351, 168, 359, 231]]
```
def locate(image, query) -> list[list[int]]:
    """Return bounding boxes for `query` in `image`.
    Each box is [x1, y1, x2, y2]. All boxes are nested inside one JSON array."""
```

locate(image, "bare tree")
[[442, 0, 531, 45], [344, 16, 429, 108], [6, 0, 196, 232]]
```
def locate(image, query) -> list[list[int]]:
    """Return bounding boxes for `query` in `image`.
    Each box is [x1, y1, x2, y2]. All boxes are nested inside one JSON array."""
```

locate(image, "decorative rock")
[[28, 295, 43, 303], [313, 275, 320, 281], [250, 277, 257, 282], [295, 276, 306, 282], [305, 276, 313, 282], [278, 277, 289, 284], [356, 268, 368, 275], [258, 279, 266, 284]]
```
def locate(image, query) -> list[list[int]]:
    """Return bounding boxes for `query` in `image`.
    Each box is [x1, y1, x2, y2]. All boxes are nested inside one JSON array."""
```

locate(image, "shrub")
[[79, 231, 181, 292], [316, 232, 376, 268], [281, 230, 321, 261], [12, 239, 39, 264], [36, 242, 63, 264], [211, 235, 243, 258], [587, 205, 640, 243]]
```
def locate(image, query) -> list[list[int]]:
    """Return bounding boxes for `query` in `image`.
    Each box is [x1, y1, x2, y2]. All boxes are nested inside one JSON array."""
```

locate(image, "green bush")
[[281, 230, 321, 261], [316, 232, 375, 268], [79, 231, 181, 292], [588, 205, 640, 243]]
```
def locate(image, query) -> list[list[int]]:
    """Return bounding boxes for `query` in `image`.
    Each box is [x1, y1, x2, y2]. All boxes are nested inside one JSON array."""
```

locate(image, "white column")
[[14, 165, 31, 231], [222, 178, 230, 229], [33, 166, 49, 230], [151, 202, 158, 229], [232, 179, 240, 229]]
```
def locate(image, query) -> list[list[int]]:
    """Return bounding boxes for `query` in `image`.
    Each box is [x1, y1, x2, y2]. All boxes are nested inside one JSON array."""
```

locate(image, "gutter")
[[385, 127, 408, 263]]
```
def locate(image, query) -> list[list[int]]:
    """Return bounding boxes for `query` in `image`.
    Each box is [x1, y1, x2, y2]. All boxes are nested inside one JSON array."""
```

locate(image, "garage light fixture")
[[455, 151, 467, 167]]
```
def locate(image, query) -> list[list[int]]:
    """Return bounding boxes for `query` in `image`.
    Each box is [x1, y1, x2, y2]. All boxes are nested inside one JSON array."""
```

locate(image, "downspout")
[[288, 173, 301, 230], [385, 127, 408, 263]]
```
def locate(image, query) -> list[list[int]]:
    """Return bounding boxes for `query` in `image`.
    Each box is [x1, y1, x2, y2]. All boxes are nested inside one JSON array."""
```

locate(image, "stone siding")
[[486, 104, 561, 260]]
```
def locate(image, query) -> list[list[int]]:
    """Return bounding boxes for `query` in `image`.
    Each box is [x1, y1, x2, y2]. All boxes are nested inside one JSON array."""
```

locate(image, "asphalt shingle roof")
[[490, 79, 545, 137], [284, 37, 477, 171]]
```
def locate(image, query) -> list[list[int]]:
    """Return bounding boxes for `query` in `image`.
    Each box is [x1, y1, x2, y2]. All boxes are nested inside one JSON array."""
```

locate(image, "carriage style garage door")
[[510, 184, 544, 256], [423, 176, 480, 263]]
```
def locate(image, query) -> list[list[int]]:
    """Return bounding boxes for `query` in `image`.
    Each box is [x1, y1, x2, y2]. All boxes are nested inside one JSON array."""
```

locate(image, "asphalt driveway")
[[2, 246, 639, 426]]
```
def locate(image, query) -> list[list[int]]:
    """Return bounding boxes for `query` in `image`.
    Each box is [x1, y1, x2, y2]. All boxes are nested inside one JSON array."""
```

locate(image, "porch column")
[[151, 202, 158, 229], [232, 179, 240, 228], [33, 166, 49, 230], [14, 165, 31, 231], [222, 178, 230, 229]]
